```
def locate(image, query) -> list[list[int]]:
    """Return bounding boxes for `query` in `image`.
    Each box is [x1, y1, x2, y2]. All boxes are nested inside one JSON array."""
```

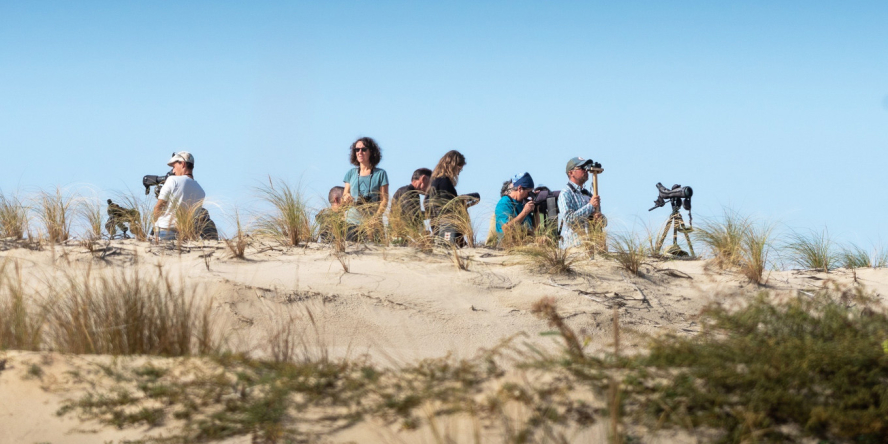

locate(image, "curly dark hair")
[[349, 137, 382, 167]]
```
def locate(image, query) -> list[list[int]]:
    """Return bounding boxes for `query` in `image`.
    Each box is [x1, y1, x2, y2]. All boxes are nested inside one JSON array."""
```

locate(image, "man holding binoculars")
[[557, 157, 603, 248]]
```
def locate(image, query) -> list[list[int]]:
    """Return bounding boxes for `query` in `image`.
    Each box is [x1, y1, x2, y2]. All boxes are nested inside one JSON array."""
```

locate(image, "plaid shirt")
[[557, 181, 596, 248]]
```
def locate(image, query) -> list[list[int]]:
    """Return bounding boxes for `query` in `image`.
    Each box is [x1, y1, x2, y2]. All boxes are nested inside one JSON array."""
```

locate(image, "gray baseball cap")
[[565, 157, 594, 173]]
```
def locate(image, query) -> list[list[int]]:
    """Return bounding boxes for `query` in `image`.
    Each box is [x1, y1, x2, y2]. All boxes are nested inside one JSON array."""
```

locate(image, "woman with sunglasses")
[[342, 137, 389, 241]]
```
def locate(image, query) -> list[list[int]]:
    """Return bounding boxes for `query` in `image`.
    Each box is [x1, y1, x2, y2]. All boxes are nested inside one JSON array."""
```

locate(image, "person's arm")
[[559, 191, 596, 227], [153, 199, 167, 222], [376, 184, 389, 217], [153, 179, 174, 222], [342, 183, 353, 204], [502, 201, 534, 232]]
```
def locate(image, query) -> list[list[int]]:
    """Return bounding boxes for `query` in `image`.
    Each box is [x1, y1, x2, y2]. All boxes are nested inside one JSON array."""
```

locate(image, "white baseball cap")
[[167, 151, 195, 167]]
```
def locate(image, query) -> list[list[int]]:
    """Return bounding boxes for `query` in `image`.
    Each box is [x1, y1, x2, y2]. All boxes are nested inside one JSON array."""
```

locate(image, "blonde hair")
[[431, 150, 466, 186]]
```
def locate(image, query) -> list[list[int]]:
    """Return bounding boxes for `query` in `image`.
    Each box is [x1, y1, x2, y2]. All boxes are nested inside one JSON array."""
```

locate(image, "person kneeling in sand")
[[317, 186, 345, 243], [494, 172, 535, 246], [153, 151, 208, 241], [392, 168, 432, 231]]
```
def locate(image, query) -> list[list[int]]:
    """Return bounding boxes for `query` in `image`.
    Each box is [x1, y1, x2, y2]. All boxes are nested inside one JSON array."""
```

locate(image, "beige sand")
[[1, 240, 886, 443]]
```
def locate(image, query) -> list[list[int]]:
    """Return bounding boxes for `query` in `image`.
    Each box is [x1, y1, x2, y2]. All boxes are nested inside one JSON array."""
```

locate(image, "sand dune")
[[1, 240, 886, 443]]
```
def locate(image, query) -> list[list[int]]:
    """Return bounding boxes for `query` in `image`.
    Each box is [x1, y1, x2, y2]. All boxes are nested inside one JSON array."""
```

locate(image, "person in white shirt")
[[153, 151, 206, 241]]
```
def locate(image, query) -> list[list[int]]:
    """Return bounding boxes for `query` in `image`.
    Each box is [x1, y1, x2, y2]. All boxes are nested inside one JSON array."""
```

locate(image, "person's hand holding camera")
[[520, 201, 535, 216]]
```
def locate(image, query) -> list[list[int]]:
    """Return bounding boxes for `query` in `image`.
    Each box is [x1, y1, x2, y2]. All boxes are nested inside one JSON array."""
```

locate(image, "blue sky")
[[1, 1, 886, 247]]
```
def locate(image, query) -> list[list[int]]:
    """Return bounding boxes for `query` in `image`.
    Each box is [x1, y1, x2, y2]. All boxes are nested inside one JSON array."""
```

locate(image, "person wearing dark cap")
[[557, 157, 602, 248], [494, 172, 536, 238], [153, 151, 207, 241]]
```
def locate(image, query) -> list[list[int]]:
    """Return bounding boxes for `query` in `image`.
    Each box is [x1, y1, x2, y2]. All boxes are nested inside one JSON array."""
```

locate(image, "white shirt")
[[156, 175, 206, 230]]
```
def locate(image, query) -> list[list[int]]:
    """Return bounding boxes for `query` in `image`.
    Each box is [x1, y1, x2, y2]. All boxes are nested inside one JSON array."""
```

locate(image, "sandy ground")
[[2, 239, 886, 443]]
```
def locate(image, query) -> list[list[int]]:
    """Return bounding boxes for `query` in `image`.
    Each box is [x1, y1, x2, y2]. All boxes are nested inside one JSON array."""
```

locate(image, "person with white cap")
[[153, 151, 206, 241], [557, 157, 602, 248], [494, 172, 536, 239]]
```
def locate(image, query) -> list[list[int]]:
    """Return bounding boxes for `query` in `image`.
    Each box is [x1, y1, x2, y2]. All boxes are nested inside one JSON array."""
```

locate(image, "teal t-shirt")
[[343, 168, 389, 202], [495, 195, 533, 234], [343, 167, 389, 224]]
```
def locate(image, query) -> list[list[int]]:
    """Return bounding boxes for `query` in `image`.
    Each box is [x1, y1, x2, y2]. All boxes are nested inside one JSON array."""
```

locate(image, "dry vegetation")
[[255, 178, 313, 247]]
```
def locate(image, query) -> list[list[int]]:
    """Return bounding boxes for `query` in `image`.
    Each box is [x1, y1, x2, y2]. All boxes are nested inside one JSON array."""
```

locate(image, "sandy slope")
[[1, 239, 886, 443]]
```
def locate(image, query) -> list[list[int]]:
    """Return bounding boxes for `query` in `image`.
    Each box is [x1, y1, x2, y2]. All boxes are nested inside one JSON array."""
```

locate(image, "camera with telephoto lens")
[[143, 170, 173, 198], [649, 183, 693, 212]]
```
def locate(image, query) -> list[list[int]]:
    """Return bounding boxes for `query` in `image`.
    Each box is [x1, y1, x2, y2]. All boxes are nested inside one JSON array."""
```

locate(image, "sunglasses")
[[353, 147, 369, 153]]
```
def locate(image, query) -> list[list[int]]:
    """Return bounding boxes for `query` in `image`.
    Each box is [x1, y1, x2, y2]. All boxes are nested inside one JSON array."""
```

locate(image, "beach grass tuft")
[[35, 187, 76, 243], [514, 225, 575, 275], [223, 208, 250, 259], [608, 231, 648, 276], [694, 209, 748, 268], [738, 223, 774, 284], [785, 228, 837, 272], [255, 178, 312, 247], [0, 191, 28, 240]]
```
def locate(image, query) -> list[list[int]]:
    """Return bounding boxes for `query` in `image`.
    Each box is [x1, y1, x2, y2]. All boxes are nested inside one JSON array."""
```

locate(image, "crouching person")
[[316, 186, 346, 243], [153, 151, 214, 241], [494, 172, 535, 247]]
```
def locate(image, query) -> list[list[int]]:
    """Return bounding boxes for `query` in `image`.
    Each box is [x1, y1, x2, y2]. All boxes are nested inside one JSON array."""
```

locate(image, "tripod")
[[653, 200, 694, 258]]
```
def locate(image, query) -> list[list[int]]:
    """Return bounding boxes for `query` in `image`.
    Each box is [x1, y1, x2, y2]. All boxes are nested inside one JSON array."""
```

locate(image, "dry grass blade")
[[694, 209, 749, 268], [223, 208, 250, 259], [43, 265, 217, 355], [531, 297, 584, 360], [608, 232, 648, 276], [0, 260, 44, 350], [116, 193, 152, 241], [513, 226, 575, 275], [255, 178, 312, 247], [79, 199, 104, 241], [35, 187, 76, 243], [874, 245, 888, 268], [386, 195, 431, 249], [433, 197, 477, 248], [739, 223, 773, 284], [785, 229, 837, 272], [839, 243, 872, 269], [449, 243, 469, 271], [0, 191, 28, 240], [349, 200, 386, 244]]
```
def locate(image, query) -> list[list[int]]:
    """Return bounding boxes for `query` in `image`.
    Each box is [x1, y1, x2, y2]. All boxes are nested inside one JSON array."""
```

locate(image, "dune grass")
[[35, 187, 77, 243], [386, 197, 434, 251], [223, 208, 249, 259], [840, 243, 872, 269], [513, 224, 575, 274], [116, 193, 153, 241], [0, 191, 28, 240], [79, 198, 105, 242], [255, 178, 312, 247], [0, 260, 217, 356], [0, 261, 44, 351], [737, 222, 774, 284], [694, 209, 749, 268], [785, 228, 837, 272], [608, 232, 648, 276]]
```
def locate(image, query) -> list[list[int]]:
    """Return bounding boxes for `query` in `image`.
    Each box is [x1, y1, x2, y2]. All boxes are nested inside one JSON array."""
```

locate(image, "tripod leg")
[[655, 217, 672, 255], [672, 214, 680, 247], [683, 230, 695, 257]]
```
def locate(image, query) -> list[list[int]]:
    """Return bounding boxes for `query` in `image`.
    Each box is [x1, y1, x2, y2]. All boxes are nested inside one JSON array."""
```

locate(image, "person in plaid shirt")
[[557, 157, 602, 248]]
